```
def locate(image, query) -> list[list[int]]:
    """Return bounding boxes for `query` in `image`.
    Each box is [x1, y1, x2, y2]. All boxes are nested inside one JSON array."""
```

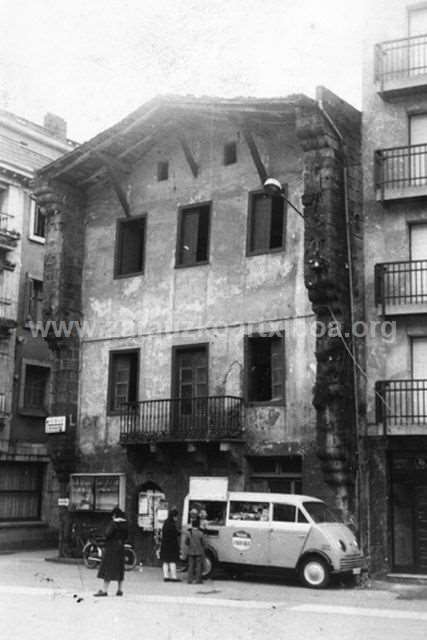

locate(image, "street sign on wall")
[[45, 416, 67, 434]]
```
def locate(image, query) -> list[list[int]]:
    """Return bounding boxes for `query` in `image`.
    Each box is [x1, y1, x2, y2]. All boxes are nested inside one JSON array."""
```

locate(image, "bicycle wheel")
[[124, 546, 137, 571], [83, 542, 101, 569]]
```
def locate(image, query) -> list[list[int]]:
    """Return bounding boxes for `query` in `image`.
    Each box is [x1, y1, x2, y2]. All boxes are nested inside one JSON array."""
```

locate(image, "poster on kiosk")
[[138, 490, 167, 531]]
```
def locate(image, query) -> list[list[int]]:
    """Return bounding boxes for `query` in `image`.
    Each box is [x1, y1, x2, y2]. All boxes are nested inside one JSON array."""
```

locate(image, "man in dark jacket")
[[160, 507, 181, 582], [94, 507, 128, 596], [183, 516, 205, 584]]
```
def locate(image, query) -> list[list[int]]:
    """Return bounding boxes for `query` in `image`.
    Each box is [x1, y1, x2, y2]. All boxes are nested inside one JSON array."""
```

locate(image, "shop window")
[[176, 203, 211, 267], [114, 215, 146, 277], [246, 333, 285, 403], [223, 141, 237, 166], [108, 349, 139, 413], [157, 161, 169, 181], [229, 501, 270, 521], [247, 190, 286, 255], [248, 455, 302, 494], [20, 362, 50, 416], [0, 462, 43, 521], [69, 474, 125, 512]]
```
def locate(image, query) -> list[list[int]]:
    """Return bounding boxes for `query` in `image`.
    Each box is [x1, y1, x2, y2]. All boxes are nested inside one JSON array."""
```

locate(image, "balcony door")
[[410, 115, 427, 185], [412, 337, 427, 424], [409, 7, 427, 77], [410, 224, 427, 302], [172, 345, 208, 437]]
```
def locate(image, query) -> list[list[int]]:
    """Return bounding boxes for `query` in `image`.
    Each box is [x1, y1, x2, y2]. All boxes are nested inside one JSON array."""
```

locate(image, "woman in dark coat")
[[160, 507, 180, 582], [94, 507, 128, 596]]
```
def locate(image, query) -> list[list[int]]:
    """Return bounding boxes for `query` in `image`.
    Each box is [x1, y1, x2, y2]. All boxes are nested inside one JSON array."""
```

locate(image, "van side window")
[[188, 500, 227, 526], [229, 501, 270, 521], [273, 504, 296, 522], [297, 508, 308, 523]]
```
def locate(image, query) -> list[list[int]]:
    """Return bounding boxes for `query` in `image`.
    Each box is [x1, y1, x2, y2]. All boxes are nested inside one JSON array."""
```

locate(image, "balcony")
[[0, 212, 20, 254], [0, 393, 6, 429], [0, 274, 17, 335], [376, 380, 427, 435], [119, 396, 245, 445], [375, 35, 427, 98], [375, 144, 427, 201], [375, 260, 427, 315]]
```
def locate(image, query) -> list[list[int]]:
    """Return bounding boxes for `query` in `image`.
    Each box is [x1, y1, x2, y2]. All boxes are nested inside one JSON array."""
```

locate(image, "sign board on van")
[[232, 530, 252, 551], [189, 476, 228, 501], [45, 416, 66, 434]]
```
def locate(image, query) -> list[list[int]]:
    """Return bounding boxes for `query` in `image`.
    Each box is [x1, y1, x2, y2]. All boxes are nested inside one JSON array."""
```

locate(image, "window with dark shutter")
[[176, 204, 211, 267], [246, 334, 285, 403], [115, 216, 146, 277], [108, 350, 139, 412], [223, 142, 237, 166], [248, 191, 286, 255]]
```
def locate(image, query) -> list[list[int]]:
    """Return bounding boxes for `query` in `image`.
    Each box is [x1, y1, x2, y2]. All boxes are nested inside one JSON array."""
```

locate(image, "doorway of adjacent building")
[[391, 452, 427, 573], [172, 345, 208, 437]]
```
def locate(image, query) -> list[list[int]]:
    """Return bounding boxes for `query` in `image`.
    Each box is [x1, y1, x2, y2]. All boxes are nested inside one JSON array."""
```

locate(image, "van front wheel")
[[202, 551, 215, 579], [299, 556, 330, 589]]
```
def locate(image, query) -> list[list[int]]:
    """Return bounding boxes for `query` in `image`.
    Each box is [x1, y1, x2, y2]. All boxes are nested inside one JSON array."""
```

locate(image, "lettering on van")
[[232, 530, 252, 551]]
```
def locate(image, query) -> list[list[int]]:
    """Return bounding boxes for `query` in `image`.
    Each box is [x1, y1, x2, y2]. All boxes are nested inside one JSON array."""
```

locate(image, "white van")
[[182, 477, 363, 588]]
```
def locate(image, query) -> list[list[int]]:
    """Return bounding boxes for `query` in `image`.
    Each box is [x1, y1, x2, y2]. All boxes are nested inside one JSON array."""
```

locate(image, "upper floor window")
[[114, 216, 146, 278], [29, 200, 46, 241], [176, 203, 211, 267], [246, 333, 285, 404], [223, 141, 237, 166], [108, 349, 139, 413], [247, 190, 286, 255], [157, 161, 169, 181]]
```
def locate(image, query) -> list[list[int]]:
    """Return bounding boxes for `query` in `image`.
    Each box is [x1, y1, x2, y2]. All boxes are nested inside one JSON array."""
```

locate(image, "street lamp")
[[263, 178, 304, 219]]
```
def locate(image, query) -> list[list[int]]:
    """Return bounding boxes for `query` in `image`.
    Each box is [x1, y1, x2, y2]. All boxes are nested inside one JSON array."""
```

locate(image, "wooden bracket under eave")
[[94, 151, 131, 218], [241, 123, 268, 186], [178, 135, 199, 178]]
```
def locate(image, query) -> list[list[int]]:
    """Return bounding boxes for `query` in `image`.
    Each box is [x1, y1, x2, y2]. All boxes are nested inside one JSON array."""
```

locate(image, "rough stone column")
[[32, 179, 86, 555], [296, 106, 358, 521]]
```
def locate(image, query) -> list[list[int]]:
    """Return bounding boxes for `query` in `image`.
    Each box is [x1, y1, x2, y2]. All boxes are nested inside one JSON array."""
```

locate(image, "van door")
[[269, 503, 310, 568], [220, 499, 271, 566]]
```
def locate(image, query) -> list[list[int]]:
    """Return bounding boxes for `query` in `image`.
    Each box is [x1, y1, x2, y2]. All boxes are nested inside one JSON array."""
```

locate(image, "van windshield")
[[302, 501, 342, 523]]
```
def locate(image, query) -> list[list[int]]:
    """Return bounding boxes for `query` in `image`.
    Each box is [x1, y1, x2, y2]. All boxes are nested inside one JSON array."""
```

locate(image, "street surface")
[[0, 550, 427, 640]]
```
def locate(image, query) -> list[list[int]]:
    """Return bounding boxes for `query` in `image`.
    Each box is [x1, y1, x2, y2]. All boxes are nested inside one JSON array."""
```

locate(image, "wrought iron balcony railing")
[[375, 260, 427, 313], [0, 393, 6, 416], [375, 34, 427, 85], [375, 144, 427, 198], [376, 380, 427, 432], [120, 395, 244, 444]]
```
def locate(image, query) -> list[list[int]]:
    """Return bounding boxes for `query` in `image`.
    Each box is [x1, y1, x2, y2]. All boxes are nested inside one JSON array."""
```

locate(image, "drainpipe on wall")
[[317, 98, 367, 556]]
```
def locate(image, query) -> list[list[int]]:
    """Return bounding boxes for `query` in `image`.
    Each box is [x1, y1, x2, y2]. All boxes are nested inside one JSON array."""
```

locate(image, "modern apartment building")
[[0, 110, 74, 548], [34, 91, 361, 563], [363, 0, 427, 575]]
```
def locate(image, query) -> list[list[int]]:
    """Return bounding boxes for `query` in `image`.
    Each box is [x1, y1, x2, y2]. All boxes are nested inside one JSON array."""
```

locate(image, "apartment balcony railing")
[[376, 380, 427, 434], [375, 260, 427, 315], [0, 211, 19, 252], [375, 35, 427, 96], [0, 274, 17, 334], [375, 144, 427, 200], [120, 396, 245, 445]]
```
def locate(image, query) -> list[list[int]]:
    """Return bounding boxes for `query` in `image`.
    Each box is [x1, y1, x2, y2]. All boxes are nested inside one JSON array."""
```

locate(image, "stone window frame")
[[29, 198, 46, 244]]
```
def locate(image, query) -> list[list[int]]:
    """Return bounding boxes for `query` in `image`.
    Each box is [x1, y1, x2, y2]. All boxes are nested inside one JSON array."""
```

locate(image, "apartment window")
[[223, 141, 237, 166], [25, 277, 43, 323], [30, 200, 46, 240], [248, 456, 302, 494], [108, 350, 139, 412], [114, 216, 146, 277], [247, 190, 286, 255], [157, 161, 169, 181], [0, 462, 43, 521], [21, 364, 50, 415], [246, 334, 285, 403], [176, 203, 211, 267]]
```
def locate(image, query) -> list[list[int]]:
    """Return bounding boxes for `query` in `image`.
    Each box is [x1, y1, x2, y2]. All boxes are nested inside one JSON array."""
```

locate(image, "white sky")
[[0, 0, 365, 142]]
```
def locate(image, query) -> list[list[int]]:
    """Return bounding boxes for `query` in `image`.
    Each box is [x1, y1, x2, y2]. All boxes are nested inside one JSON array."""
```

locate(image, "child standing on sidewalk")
[[183, 516, 205, 584]]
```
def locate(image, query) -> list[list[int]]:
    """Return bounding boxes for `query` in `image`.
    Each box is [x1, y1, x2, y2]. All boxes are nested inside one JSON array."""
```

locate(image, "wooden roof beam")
[[94, 151, 131, 218], [178, 134, 199, 178]]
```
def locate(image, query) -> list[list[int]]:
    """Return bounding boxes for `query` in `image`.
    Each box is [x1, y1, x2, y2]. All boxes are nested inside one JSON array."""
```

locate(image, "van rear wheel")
[[299, 556, 330, 589]]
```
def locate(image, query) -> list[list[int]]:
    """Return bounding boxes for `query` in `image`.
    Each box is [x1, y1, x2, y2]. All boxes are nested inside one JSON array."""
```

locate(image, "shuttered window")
[[108, 350, 139, 412], [248, 191, 286, 255], [0, 462, 43, 521], [176, 204, 211, 266], [114, 216, 146, 277], [246, 334, 285, 403]]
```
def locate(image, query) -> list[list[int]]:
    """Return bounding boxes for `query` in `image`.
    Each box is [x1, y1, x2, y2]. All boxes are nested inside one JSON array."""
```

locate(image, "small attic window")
[[157, 161, 169, 181], [223, 142, 237, 166]]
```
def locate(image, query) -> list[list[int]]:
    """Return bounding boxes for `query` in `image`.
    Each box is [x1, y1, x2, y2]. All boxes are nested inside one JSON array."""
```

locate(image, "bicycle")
[[82, 528, 137, 571]]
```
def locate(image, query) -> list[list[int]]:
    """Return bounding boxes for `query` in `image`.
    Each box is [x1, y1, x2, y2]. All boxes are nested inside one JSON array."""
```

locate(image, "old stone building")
[[34, 90, 361, 562], [362, 0, 427, 575], [0, 110, 75, 548]]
